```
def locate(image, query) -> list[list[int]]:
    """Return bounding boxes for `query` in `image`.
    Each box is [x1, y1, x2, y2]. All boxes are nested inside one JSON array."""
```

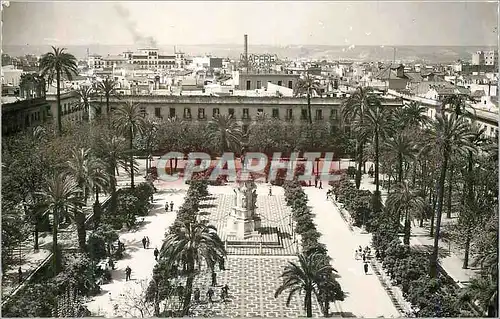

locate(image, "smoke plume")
[[113, 4, 157, 48]]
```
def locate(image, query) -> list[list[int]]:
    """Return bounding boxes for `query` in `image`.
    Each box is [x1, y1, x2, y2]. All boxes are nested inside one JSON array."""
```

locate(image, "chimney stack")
[[244, 34, 248, 69]]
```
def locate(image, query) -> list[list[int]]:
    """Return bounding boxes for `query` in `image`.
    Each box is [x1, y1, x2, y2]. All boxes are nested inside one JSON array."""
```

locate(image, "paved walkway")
[[357, 174, 479, 286], [304, 187, 400, 318], [84, 183, 188, 317]]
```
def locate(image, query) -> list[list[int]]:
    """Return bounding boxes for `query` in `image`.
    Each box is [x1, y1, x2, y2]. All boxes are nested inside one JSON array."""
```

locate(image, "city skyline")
[[2, 1, 498, 47]]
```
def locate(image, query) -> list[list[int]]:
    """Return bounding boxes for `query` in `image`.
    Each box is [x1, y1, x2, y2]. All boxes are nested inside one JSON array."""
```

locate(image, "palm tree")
[[38, 173, 82, 275], [275, 250, 339, 317], [294, 73, 321, 124], [74, 85, 94, 121], [95, 77, 119, 120], [461, 274, 498, 317], [355, 101, 393, 211], [385, 132, 418, 185], [65, 148, 108, 249], [160, 221, 226, 316], [140, 117, 160, 173], [342, 86, 378, 189], [207, 114, 242, 155], [39, 46, 78, 135], [402, 102, 430, 128], [93, 128, 129, 214], [112, 101, 146, 189], [423, 114, 474, 277], [385, 181, 426, 245]]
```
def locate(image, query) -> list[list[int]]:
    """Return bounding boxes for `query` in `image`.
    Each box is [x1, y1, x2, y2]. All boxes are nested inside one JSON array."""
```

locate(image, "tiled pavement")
[[200, 194, 298, 256], [190, 256, 322, 317]]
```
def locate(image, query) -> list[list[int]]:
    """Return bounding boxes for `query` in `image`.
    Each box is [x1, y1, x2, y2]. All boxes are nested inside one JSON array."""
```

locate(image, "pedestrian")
[[335, 194, 338, 201], [142, 237, 147, 249], [268, 186, 272, 196], [314, 179, 318, 188], [363, 262, 369, 275], [18, 267, 22, 284], [211, 271, 217, 286], [109, 292, 112, 301], [319, 180, 323, 189], [154, 248, 159, 261], [219, 258, 225, 271], [165, 202, 169, 212], [170, 201, 174, 211], [125, 266, 132, 281], [207, 287, 214, 302], [146, 236, 151, 249], [362, 253, 366, 263], [326, 190, 330, 199], [222, 284, 229, 299], [177, 284, 184, 301], [194, 288, 200, 303]]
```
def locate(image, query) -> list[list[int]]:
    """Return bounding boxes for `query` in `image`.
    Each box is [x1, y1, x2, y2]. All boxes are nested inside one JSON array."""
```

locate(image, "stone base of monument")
[[225, 215, 282, 247]]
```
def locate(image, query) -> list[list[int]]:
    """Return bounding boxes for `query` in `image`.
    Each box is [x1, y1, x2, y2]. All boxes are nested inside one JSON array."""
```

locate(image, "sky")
[[2, 1, 498, 46]]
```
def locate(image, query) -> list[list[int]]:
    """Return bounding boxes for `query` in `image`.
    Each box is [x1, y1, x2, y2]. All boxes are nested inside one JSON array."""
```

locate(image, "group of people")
[[165, 201, 175, 212], [141, 236, 151, 249], [355, 245, 371, 275], [193, 284, 230, 303]]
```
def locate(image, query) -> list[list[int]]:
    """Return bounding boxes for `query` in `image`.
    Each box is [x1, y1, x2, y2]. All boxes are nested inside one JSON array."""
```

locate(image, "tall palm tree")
[[74, 85, 94, 121], [275, 250, 338, 318], [342, 86, 378, 189], [207, 114, 242, 155], [65, 148, 108, 249], [93, 128, 129, 214], [160, 221, 226, 316], [95, 77, 119, 119], [37, 173, 82, 275], [402, 101, 430, 128], [39, 46, 78, 135], [423, 114, 474, 277], [112, 101, 146, 189], [294, 73, 321, 124], [385, 181, 426, 245], [385, 132, 418, 185], [355, 101, 393, 210], [140, 116, 160, 173]]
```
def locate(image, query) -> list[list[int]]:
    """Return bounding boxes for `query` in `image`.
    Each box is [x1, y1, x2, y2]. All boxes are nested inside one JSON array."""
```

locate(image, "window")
[[330, 109, 338, 120], [243, 108, 249, 119], [315, 109, 323, 120], [213, 108, 220, 117], [256, 81, 262, 89], [288, 81, 293, 89], [155, 107, 161, 118], [228, 108, 235, 117], [246, 80, 251, 90], [278, 80, 283, 86], [272, 108, 279, 119], [169, 107, 176, 118], [140, 107, 147, 116], [257, 108, 263, 114], [183, 108, 191, 119], [286, 109, 293, 120], [301, 109, 308, 120], [198, 108, 205, 119]]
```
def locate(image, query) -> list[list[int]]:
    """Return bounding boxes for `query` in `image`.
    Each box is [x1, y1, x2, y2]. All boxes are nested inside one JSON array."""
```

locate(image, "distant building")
[[472, 50, 498, 67], [238, 72, 300, 90], [374, 64, 409, 91], [1, 65, 23, 86]]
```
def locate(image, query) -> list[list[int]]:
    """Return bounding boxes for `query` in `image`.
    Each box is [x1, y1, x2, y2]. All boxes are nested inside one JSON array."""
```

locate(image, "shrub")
[[134, 182, 155, 205]]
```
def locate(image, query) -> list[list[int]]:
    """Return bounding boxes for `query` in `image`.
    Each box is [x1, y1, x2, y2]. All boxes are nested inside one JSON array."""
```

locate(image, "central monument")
[[226, 180, 261, 240]]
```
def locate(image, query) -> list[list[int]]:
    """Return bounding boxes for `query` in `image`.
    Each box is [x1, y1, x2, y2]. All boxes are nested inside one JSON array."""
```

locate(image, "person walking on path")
[[125, 266, 132, 281], [363, 262, 369, 275], [165, 202, 169, 212], [194, 288, 201, 303], [207, 287, 214, 303], [319, 180, 323, 189], [145, 236, 150, 249], [154, 248, 159, 261], [221, 284, 229, 301], [170, 201, 174, 211], [314, 179, 318, 188], [268, 186, 272, 196], [211, 271, 217, 286], [142, 237, 147, 249]]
